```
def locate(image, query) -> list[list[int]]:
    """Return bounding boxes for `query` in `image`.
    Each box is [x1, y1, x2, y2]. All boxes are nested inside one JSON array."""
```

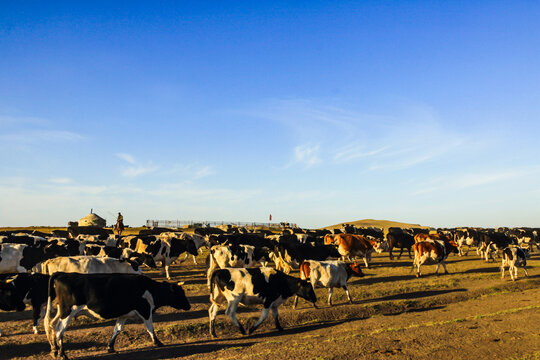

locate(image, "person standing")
[[116, 212, 125, 236]]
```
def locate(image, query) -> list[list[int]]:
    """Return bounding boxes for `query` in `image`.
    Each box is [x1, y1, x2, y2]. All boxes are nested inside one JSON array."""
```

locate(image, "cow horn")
[[4, 278, 15, 284], [177, 281, 185, 286]]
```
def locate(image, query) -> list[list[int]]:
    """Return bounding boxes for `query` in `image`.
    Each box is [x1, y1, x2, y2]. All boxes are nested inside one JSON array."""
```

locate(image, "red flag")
[[269, 214, 272, 221]]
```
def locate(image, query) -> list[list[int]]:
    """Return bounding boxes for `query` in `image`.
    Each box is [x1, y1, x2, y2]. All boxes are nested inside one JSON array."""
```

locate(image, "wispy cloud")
[[292, 143, 321, 168], [0, 130, 84, 143], [49, 177, 73, 184], [116, 153, 136, 164], [413, 167, 540, 195]]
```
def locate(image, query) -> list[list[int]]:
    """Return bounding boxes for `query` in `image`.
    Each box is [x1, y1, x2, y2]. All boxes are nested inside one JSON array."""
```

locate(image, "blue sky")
[[1, 1, 539, 228]]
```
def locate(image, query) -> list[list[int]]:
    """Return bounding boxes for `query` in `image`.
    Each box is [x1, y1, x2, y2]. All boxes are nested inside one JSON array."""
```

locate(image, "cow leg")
[[343, 285, 353, 303], [397, 247, 404, 260], [225, 298, 245, 335], [327, 288, 333, 306], [208, 303, 220, 338], [501, 265, 506, 279], [389, 246, 394, 260], [271, 306, 283, 332], [435, 263, 441, 274], [248, 307, 270, 335], [441, 261, 449, 274], [292, 295, 299, 309], [55, 306, 83, 360], [523, 266, 529, 277], [138, 313, 162, 347], [107, 318, 127, 353], [363, 256, 369, 268], [32, 303, 46, 334], [45, 303, 63, 357], [192, 254, 198, 264], [408, 247, 413, 259]]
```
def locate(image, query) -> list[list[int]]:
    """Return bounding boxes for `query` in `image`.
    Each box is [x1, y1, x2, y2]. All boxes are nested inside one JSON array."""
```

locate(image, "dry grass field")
[[0, 247, 539, 360]]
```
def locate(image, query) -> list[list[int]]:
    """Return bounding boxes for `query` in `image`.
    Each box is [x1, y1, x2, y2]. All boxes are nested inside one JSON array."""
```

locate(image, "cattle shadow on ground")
[[182, 278, 207, 285], [1, 340, 99, 359], [241, 319, 350, 340], [154, 308, 208, 322], [186, 294, 210, 304], [349, 274, 416, 286], [462, 267, 500, 274], [359, 288, 467, 304], [75, 341, 256, 360]]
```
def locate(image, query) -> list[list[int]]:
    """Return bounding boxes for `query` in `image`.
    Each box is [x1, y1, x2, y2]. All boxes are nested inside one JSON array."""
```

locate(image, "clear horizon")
[[1, 2, 539, 229]]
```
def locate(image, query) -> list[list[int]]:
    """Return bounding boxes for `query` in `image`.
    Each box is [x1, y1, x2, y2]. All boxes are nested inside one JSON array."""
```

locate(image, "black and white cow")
[[454, 228, 480, 256], [206, 244, 270, 286], [0, 273, 49, 335], [478, 232, 515, 262], [208, 267, 317, 337], [501, 247, 530, 281], [44, 272, 191, 359], [0, 244, 56, 273]]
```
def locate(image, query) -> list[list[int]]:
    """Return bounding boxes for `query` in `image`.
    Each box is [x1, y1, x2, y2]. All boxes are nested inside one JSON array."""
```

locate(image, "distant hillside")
[[322, 219, 432, 232]]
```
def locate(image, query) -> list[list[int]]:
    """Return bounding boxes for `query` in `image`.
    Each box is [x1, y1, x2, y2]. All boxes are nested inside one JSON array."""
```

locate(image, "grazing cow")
[[208, 267, 316, 337], [330, 234, 387, 268], [386, 227, 415, 260], [412, 240, 459, 277], [293, 260, 364, 308], [37, 256, 142, 275], [0, 273, 49, 335], [44, 273, 190, 359], [207, 244, 269, 285], [501, 247, 530, 281]]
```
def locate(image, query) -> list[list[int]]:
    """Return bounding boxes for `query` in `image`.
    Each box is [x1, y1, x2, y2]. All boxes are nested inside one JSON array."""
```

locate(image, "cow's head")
[[0, 278, 26, 311], [447, 240, 459, 254], [372, 239, 388, 253], [295, 278, 317, 305], [347, 262, 364, 278], [166, 282, 191, 311], [323, 234, 335, 245]]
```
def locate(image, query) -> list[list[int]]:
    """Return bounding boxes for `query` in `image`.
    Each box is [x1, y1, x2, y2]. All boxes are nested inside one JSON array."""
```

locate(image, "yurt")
[[78, 210, 106, 227]]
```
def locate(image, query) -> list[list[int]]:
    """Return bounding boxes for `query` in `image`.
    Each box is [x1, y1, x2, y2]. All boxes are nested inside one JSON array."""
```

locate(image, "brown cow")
[[330, 234, 387, 268], [413, 232, 449, 243], [412, 240, 458, 277]]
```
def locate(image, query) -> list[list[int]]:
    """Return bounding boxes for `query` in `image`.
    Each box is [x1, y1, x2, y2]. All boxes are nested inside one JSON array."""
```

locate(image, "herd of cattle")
[[0, 224, 536, 359]]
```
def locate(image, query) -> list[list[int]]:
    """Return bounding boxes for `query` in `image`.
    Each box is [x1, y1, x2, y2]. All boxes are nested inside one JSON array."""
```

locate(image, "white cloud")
[[293, 143, 321, 168], [121, 165, 159, 177], [116, 153, 136, 164], [49, 177, 73, 184], [0, 130, 84, 143]]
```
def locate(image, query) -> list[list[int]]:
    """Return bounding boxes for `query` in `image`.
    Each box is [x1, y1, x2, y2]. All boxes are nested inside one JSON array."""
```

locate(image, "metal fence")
[[145, 220, 287, 229]]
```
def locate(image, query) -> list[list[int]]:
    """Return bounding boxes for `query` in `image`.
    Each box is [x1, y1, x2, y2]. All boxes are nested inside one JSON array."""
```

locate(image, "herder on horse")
[[115, 212, 125, 237]]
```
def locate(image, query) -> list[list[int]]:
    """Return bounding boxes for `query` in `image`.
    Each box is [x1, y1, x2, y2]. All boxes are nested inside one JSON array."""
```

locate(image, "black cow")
[[209, 267, 316, 337], [0, 273, 50, 335], [44, 273, 191, 359], [386, 227, 415, 260]]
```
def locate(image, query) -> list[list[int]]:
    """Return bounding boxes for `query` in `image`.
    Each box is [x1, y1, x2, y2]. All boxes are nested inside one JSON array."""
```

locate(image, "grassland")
[[0, 247, 538, 360]]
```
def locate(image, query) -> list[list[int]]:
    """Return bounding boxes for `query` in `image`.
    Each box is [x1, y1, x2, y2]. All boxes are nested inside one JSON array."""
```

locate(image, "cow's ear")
[[5, 278, 15, 284]]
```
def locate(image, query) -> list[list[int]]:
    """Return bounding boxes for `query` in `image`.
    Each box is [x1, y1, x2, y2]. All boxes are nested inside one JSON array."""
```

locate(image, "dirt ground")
[[0, 250, 539, 360]]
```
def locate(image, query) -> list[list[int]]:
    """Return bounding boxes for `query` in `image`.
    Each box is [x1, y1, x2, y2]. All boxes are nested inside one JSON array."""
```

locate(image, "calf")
[[501, 247, 530, 281], [208, 267, 316, 337], [293, 260, 364, 308], [0, 273, 49, 335], [412, 240, 459, 277], [44, 273, 190, 359], [273, 243, 341, 274]]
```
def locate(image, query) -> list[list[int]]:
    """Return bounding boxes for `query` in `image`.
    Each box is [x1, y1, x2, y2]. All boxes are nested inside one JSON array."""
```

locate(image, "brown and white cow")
[[412, 240, 459, 277], [329, 234, 387, 268], [293, 260, 364, 308]]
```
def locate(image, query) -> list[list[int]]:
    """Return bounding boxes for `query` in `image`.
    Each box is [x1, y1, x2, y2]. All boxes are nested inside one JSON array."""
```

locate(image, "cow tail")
[[44, 274, 56, 344]]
